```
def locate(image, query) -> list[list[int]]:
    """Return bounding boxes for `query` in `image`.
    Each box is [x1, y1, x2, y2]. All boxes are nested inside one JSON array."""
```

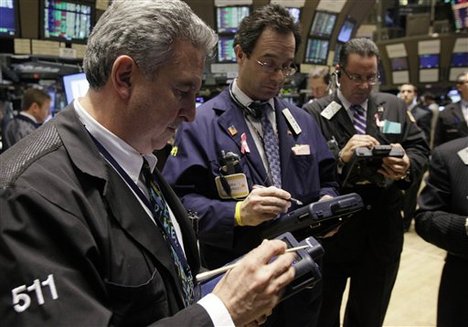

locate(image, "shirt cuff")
[[198, 293, 235, 326]]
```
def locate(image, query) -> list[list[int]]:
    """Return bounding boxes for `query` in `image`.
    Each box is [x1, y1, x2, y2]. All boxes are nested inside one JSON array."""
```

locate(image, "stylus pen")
[[195, 245, 310, 282], [253, 184, 303, 206]]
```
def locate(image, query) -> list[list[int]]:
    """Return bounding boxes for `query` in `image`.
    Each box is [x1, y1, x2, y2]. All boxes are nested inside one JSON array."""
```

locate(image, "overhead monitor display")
[[309, 11, 337, 38], [217, 35, 236, 63], [62, 72, 89, 104], [286, 7, 301, 23], [419, 54, 439, 69], [41, 0, 93, 43], [305, 38, 329, 65], [216, 6, 250, 34], [390, 57, 408, 71], [0, 0, 18, 37], [337, 19, 355, 43], [451, 52, 468, 67]]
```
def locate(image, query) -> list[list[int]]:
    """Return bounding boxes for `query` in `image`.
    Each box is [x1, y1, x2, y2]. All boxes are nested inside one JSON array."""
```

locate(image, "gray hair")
[[338, 38, 380, 69], [83, 0, 218, 89]]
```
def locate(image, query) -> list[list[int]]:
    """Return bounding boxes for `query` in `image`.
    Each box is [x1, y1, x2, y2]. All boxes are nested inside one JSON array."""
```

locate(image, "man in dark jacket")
[[434, 71, 468, 146], [0, 1, 297, 326], [303, 38, 429, 327], [1, 88, 51, 151], [415, 137, 468, 327]]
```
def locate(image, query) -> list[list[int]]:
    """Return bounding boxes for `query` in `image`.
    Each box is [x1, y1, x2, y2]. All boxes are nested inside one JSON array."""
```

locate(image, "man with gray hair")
[[0, 1, 297, 326]]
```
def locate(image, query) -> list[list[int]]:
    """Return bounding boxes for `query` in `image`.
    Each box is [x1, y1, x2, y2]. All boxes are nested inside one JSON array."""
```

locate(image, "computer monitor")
[[452, 0, 468, 30], [41, 0, 93, 43], [0, 0, 18, 37], [62, 72, 89, 104], [217, 36, 236, 63], [419, 54, 439, 69], [309, 11, 337, 38], [305, 38, 329, 65], [216, 6, 250, 34], [390, 57, 408, 71], [451, 52, 468, 67], [337, 18, 355, 43], [286, 7, 301, 23]]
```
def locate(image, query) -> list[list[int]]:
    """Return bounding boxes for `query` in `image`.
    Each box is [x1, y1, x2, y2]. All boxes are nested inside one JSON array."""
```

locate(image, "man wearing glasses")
[[304, 38, 429, 327], [434, 71, 468, 147], [163, 4, 338, 326]]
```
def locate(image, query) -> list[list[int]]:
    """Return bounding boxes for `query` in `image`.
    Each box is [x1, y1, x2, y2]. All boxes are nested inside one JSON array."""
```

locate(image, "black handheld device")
[[261, 193, 364, 239], [342, 145, 404, 187], [196, 232, 323, 301]]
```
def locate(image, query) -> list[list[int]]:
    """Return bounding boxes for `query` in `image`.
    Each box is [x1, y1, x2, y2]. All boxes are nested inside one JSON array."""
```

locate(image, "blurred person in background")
[[1, 88, 51, 151], [434, 71, 468, 147]]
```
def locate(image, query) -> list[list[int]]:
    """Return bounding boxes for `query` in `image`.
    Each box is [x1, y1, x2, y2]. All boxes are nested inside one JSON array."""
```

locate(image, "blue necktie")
[[141, 160, 194, 307], [256, 103, 282, 188], [351, 104, 366, 134]]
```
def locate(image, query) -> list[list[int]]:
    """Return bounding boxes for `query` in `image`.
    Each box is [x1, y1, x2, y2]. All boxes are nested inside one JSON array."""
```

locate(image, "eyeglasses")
[[342, 67, 380, 85], [255, 59, 297, 77]]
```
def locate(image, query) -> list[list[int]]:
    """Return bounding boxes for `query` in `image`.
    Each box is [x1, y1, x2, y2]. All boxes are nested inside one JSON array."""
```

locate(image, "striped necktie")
[[255, 102, 282, 188], [141, 160, 194, 307], [351, 104, 367, 134]]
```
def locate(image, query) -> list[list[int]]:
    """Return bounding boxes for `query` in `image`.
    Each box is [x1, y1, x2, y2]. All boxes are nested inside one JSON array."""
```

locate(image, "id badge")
[[215, 173, 249, 199]]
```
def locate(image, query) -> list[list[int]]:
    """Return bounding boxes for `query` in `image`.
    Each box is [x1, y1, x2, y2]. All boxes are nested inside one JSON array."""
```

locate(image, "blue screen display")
[[419, 54, 439, 69], [0, 0, 17, 37]]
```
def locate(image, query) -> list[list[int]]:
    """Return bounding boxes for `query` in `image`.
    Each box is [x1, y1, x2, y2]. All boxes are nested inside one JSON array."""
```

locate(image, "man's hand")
[[339, 134, 380, 163], [378, 143, 411, 180], [239, 186, 291, 226], [213, 239, 296, 326]]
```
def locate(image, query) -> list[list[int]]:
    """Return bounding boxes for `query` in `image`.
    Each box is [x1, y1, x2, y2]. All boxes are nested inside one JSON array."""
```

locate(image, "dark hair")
[[21, 88, 51, 111], [339, 38, 380, 69], [310, 67, 330, 85], [233, 4, 301, 56]]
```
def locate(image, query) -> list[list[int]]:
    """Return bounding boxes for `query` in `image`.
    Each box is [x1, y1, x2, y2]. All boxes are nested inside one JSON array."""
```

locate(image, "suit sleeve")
[[163, 121, 238, 250], [397, 99, 430, 189], [415, 148, 468, 258]]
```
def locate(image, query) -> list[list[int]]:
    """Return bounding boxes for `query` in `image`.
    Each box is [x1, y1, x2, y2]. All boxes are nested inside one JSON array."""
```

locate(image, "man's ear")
[[235, 44, 245, 64], [111, 55, 136, 99]]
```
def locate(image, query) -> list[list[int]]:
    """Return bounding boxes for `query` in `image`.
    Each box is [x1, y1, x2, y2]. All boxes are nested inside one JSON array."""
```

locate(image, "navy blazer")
[[163, 87, 338, 268], [0, 106, 211, 326]]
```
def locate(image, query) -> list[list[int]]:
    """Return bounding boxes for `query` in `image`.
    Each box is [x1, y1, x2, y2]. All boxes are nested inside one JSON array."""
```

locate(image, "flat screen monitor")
[[451, 52, 468, 67], [419, 54, 439, 69], [287, 7, 301, 23], [217, 35, 236, 63], [216, 6, 250, 34], [337, 19, 355, 43], [62, 72, 89, 104], [309, 11, 337, 38], [0, 0, 18, 37], [305, 38, 329, 65], [41, 0, 93, 43], [452, 0, 468, 30], [390, 57, 408, 71]]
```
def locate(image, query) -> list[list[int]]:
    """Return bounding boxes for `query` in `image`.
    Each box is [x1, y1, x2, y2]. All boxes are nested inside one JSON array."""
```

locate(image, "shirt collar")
[[232, 79, 275, 109], [19, 111, 38, 123], [337, 89, 369, 112], [73, 99, 158, 183]]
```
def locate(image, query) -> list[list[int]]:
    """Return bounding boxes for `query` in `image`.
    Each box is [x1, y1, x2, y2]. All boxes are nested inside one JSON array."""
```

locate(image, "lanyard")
[[88, 134, 191, 273]]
